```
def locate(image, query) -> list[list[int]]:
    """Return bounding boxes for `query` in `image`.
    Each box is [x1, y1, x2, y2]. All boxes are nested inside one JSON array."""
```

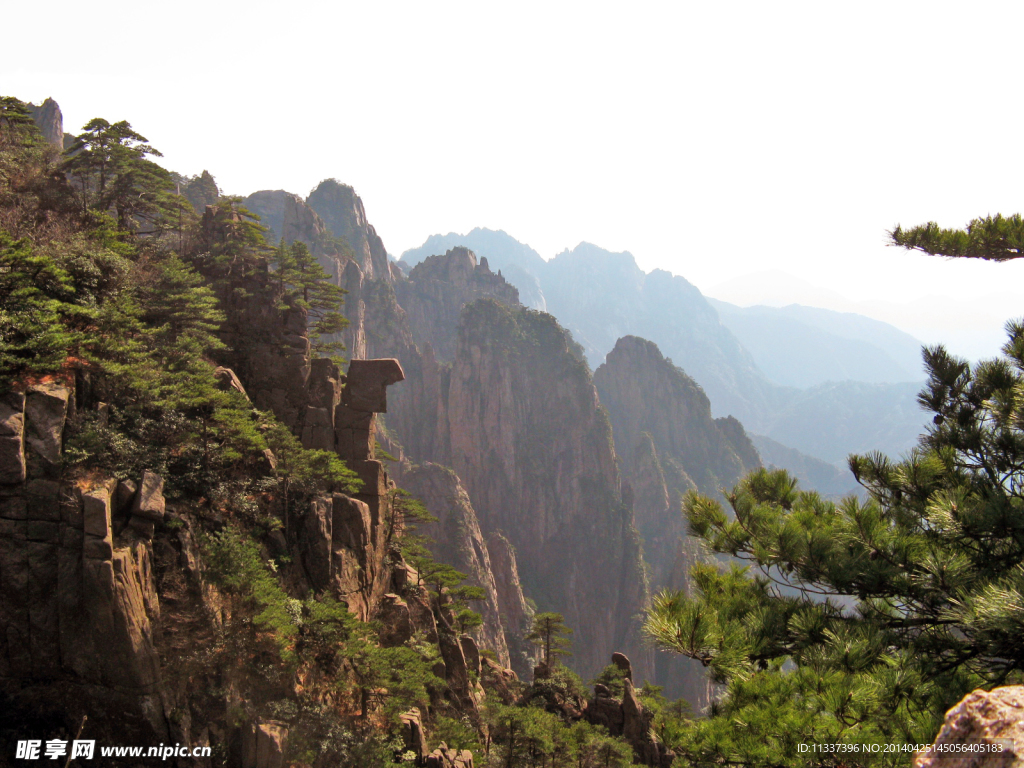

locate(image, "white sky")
[[5, 1, 1024, 359]]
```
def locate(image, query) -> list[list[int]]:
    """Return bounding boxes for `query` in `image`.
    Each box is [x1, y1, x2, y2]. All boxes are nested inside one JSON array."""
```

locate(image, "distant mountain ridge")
[[402, 228, 929, 468], [709, 299, 926, 388]]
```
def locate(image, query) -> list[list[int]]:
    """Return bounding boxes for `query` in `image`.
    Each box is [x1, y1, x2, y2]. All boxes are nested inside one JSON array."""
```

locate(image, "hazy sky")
[[6, 2, 1024, 358]]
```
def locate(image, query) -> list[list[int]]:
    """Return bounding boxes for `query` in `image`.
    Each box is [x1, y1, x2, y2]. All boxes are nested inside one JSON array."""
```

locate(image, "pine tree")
[[181, 170, 219, 212], [0, 232, 84, 383], [644, 324, 1024, 765], [526, 613, 573, 669], [890, 213, 1024, 261], [271, 239, 348, 360], [639, 215, 1024, 766], [62, 118, 177, 232]]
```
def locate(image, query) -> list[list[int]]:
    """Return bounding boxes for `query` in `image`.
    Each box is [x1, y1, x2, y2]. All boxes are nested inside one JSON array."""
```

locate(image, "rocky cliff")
[[0, 379, 170, 746], [0, 181, 438, 760], [396, 247, 519, 362], [239, 183, 677, 687], [26, 98, 63, 148], [307, 179, 390, 283], [243, 185, 542, 687], [595, 336, 760, 504], [442, 300, 650, 679], [401, 230, 930, 470], [593, 335, 760, 702], [394, 462, 534, 677]]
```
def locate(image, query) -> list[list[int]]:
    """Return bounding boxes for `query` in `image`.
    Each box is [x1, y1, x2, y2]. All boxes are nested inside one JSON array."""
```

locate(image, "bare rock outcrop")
[[594, 335, 760, 510], [584, 654, 677, 767], [399, 708, 428, 762], [595, 335, 759, 702], [914, 686, 1024, 768], [485, 531, 535, 678], [480, 656, 520, 705], [307, 178, 390, 282], [444, 300, 650, 680], [27, 97, 64, 147], [397, 247, 520, 362], [425, 742, 475, 768], [241, 190, 329, 251], [396, 462, 513, 669], [291, 358, 406, 618]]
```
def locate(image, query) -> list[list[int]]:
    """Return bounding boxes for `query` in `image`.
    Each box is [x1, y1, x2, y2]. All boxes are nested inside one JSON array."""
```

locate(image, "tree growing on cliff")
[[179, 169, 219, 212], [272, 239, 348, 359], [62, 118, 179, 232], [527, 613, 573, 669], [0, 232, 83, 382]]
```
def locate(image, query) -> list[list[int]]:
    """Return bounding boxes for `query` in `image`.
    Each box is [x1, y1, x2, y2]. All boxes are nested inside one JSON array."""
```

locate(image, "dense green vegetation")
[[646, 307, 1024, 762]]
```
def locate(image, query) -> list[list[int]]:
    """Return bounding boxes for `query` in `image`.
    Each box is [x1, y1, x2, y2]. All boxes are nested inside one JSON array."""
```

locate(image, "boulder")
[[24, 382, 70, 471], [131, 471, 165, 522], [213, 366, 250, 400], [914, 685, 1024, 768], [82, 488, 112, 539], [378, 594, 413, 646]]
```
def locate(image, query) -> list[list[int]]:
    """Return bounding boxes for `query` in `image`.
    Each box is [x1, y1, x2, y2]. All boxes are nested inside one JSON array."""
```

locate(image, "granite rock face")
[[594, 335, 759, 588], [443, 300, 650, 680], [397, 247, 520, 362], [241, 190, 329, 250], [485, 531, 535, 678], [396, 462, 516, 671], [251, 183, 662, 689], [595, 335, 759, 702], [595, 335, 760, 509], [307, 178, 391, 282], [914, 686, 1024, 768], [27, 97, 64, 147], [0, 391, 170, 744]]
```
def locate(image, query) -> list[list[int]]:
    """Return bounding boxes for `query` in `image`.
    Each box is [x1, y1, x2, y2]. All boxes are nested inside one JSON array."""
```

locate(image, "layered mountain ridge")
[[401, 228, 928, 469]]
